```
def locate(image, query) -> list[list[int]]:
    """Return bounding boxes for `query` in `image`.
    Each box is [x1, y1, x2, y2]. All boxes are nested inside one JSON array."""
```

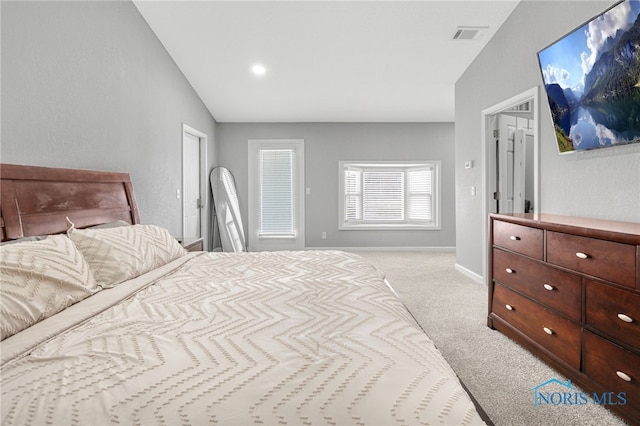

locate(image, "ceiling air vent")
[[453, 26, 489, 40]]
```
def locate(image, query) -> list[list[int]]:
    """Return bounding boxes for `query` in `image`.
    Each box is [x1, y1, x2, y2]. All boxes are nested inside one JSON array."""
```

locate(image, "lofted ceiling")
[[134, 0, 520, 123]]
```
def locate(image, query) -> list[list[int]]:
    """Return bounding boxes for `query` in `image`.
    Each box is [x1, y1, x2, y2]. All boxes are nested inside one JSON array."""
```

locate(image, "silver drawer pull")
[[506, 268, 514, 274], [617, 313, 633, 323], [616, 371, 632, 382], [543, 327, 554, 335], [575, 252, 589, 259], [509, 235, 520, 241], [505, 304, 514, 311], [543, 284, 555, 291]]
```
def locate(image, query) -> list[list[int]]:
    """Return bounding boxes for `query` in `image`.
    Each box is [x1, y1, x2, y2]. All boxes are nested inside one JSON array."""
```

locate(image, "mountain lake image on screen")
[[537, 0, 640, 153]]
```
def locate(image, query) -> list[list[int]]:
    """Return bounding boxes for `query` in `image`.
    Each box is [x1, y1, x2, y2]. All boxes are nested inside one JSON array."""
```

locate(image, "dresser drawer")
[[586, 280, 640, 349], [493, 249, 581, 321], [492, 283, 581, 369], [547, 231, 636, 288], [583, 330, 640, 411], [493, 220, 543, 260]]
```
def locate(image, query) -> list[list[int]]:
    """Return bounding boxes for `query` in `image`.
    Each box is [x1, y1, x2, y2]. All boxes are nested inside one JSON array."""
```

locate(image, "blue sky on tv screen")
[[539, 0, 640, 97]]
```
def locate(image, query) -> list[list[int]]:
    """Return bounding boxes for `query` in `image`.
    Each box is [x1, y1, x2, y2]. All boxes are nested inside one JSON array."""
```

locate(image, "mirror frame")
[[210, 166, 247, 252]]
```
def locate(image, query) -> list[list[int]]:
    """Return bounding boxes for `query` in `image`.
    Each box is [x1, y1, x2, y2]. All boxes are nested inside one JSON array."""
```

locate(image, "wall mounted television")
[[537, 0, 640, 154]]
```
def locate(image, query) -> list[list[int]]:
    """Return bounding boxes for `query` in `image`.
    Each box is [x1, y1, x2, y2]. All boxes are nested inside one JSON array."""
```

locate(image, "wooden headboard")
[[1, 164, 140, 241]]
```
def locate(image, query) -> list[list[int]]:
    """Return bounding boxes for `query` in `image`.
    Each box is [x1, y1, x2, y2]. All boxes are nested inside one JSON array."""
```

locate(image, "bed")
[[0, 163, 487, 425]]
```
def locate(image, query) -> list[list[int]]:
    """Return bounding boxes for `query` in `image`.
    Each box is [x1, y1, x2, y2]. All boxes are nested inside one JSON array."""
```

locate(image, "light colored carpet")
[[352, 251, 629, 426]]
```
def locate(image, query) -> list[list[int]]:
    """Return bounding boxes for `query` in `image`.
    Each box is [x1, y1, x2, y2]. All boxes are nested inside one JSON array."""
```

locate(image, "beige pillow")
[[0, 235, 99, 340], [68, 224, 187, 288]]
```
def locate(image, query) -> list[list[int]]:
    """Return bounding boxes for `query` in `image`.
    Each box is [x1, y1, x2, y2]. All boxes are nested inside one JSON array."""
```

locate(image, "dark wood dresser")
[[488, 213, 640, 424]]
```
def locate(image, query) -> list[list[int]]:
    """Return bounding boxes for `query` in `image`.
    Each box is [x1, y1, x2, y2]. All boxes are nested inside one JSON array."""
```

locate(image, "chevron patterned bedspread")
[[1, 250, 485, 425]]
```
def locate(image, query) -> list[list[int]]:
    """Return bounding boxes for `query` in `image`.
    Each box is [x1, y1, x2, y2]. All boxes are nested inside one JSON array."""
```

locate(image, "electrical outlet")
[[321, 232, 327, 239], [176, 189, 181, 199]]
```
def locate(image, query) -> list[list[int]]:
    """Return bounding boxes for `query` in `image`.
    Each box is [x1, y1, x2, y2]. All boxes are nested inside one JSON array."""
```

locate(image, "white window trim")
[[248, 139, 305, 251], [338, 160, 441, 231]]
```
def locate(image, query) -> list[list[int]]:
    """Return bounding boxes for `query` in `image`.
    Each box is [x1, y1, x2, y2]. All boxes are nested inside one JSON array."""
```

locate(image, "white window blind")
[[259, 149, 294, 236], [344, 168, 362, 221], [339, 161, 440, 230], [363, 170, 404, 221], [407, 168, 432, 221], [248, 139, 305, 251]]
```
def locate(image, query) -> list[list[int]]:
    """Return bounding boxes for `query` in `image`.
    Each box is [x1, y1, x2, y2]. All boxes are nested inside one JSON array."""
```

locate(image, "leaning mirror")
[[210, 167, 247, 252]]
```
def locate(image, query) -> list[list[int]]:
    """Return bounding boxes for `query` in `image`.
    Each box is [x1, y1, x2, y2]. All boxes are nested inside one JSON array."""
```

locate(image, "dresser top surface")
[[490, 213, 640, 243]]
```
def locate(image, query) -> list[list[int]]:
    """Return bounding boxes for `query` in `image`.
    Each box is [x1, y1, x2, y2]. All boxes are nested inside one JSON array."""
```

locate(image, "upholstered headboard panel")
[[1, 164, 140, 241]]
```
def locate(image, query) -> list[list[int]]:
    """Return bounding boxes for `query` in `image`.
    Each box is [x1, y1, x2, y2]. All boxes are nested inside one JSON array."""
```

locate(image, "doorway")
[[182, 124, 208, 248], [494, 117, 535, 214], [481, 87, 540, 284]]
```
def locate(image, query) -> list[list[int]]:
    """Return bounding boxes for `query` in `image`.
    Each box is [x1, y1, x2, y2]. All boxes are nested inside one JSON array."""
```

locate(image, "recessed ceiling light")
[[252, 64, 266, 76]]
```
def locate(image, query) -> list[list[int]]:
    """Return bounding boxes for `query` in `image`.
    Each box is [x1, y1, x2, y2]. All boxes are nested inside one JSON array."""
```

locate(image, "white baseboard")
[[454, 263, 484, 285], [305, 246, 456, 252]]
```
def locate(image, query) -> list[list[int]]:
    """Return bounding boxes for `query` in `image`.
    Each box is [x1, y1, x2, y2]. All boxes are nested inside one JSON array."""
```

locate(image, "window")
[[259, 149, 294, 236], [339, 161, 440, 230], [248, 139, 305, 251]]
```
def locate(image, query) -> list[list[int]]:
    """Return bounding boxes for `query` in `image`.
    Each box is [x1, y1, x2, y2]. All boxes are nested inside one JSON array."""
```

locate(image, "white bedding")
[[1, 250, 485, 425]]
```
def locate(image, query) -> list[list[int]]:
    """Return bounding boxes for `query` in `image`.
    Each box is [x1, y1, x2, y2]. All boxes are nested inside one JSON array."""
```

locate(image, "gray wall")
[[217, 122, 456, 249], [455, 0, 640, 277], [1, 1, 217, 241]]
